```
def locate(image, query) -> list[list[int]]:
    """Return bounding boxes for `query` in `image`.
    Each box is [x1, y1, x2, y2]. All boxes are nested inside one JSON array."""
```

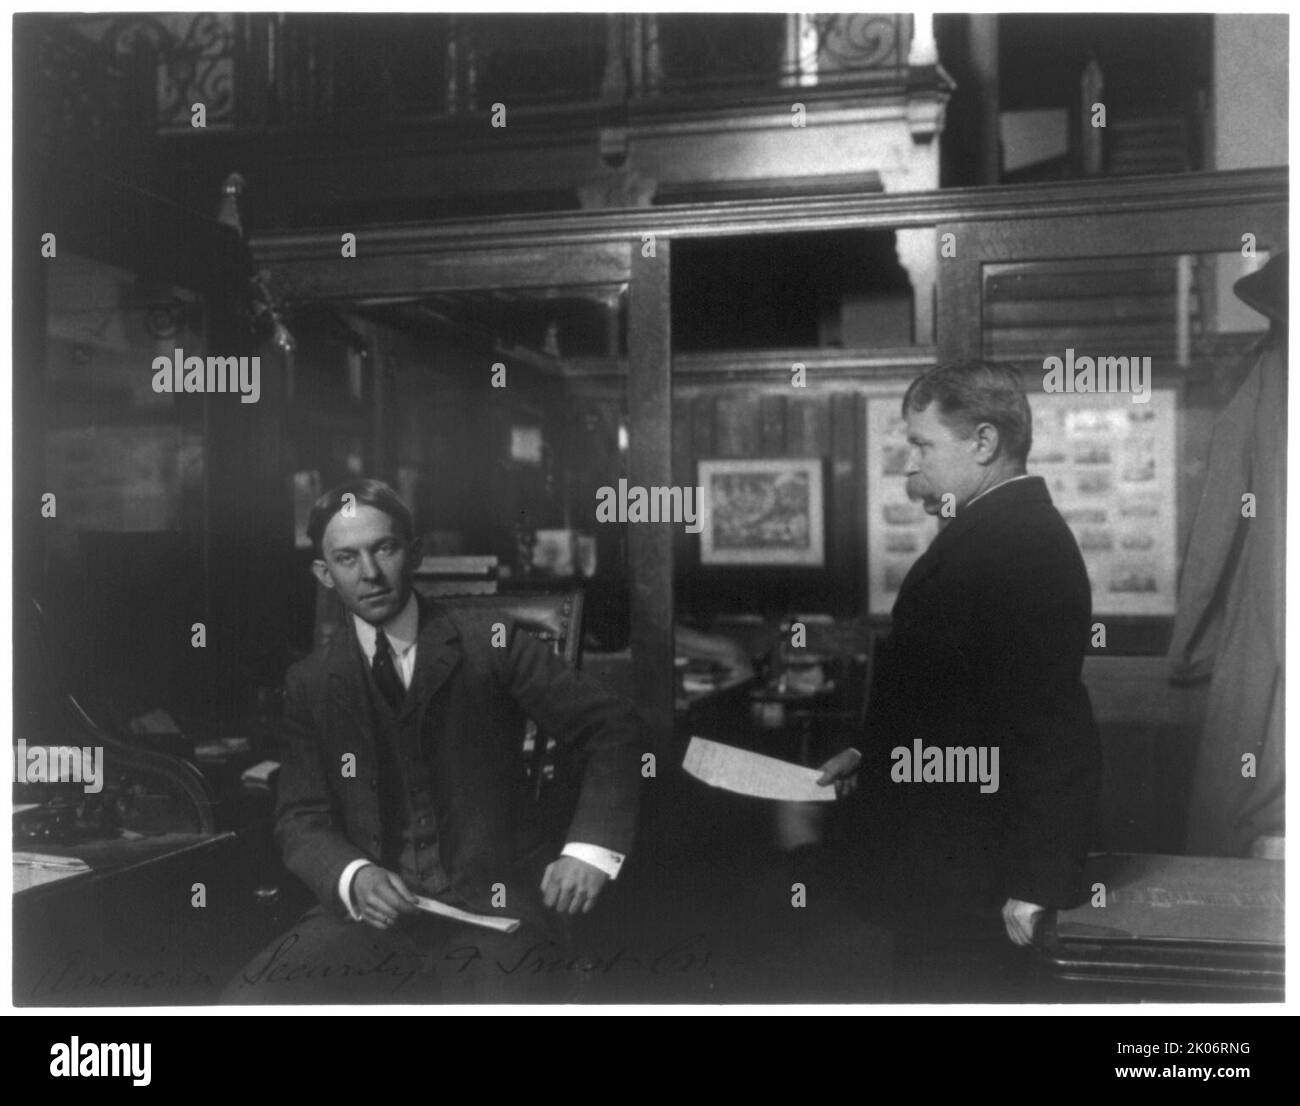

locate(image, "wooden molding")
[[565, 346, 936, 387], [252, 168, 1286, 262]]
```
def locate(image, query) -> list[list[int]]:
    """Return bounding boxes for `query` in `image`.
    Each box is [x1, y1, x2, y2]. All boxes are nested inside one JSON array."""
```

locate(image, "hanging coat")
[[1168, 333, 1286, 856]]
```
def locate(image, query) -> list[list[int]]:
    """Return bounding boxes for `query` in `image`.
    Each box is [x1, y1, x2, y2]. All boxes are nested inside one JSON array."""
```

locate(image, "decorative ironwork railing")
[[19, 12, 240, 159], [648, 13, 912, 96], [21, 12, 922, 153]]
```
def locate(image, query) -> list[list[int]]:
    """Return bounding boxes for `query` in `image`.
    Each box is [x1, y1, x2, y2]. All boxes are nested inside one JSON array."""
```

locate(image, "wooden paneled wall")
[[565, 358, 929, 622], [671, 386, 868, 618], [564, 331, 1259, 637]]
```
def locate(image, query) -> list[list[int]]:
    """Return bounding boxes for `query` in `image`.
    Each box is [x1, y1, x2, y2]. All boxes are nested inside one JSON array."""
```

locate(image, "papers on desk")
[[682, 737, 836, 803], [14, 852, 92, 893], [240, 759, 281, 788], [682, 671, 751, 696], [412, 895, 521, 933], [195, 736, 253, 760]]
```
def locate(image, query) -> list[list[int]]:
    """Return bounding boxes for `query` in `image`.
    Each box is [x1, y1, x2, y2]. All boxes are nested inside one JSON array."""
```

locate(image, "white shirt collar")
[[352, 592, 419, 660], [966, 472, 1034, 509]]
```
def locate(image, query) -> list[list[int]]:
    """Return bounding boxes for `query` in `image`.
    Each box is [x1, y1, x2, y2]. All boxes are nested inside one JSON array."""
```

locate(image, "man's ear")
[[973, 422, 1002, 464], [407, 536, 423, 567], [311, 560, 336, 590]]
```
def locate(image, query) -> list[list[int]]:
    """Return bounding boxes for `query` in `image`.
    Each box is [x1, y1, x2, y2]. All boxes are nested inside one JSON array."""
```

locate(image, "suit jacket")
[[851, 476, 1101, 922], [274, 595, 642, 917]]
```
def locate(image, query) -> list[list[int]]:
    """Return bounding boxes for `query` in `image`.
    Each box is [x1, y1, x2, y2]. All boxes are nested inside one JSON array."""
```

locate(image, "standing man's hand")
[[541, 856, 609, 915], [816, 748, 862, 798], [352, 865, 420, 930], [1002, 897, 1045, 946]]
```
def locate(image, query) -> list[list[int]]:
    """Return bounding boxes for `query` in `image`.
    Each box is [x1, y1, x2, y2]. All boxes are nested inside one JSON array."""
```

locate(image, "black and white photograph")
[[6, 3, 1291, 1040]]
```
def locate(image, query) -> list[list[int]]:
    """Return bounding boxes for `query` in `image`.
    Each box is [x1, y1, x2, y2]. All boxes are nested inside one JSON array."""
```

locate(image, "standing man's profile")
[[818, 361, 1102, 1001]]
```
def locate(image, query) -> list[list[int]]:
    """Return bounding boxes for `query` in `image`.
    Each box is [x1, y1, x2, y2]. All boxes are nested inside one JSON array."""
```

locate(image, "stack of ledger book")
[[415, 555, 499, 596]]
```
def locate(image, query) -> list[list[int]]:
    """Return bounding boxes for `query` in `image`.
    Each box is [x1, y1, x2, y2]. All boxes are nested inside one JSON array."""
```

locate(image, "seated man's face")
[[314, 505, 416, 626]]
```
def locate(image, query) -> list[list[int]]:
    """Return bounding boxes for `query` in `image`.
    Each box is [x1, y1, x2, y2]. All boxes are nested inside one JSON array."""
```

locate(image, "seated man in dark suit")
[[818, 361, 1102, 1001], [224, 479, 642, 1003]]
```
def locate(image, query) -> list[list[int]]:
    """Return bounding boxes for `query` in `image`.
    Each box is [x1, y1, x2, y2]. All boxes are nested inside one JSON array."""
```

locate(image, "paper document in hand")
[[413, 895, 521, 933], [682, 737, 836, 802]]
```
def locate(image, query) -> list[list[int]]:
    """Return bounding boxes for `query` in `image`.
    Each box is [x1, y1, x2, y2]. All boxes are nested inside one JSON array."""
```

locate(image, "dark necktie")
[[372, 627, 405, 712]]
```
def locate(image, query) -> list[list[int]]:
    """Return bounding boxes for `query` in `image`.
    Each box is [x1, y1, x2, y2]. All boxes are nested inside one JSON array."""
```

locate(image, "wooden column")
[[935, 221, 985, 362], [627, 239, 674, 763], [968, 14, 1000, 186], [202, 182, 294, 730]]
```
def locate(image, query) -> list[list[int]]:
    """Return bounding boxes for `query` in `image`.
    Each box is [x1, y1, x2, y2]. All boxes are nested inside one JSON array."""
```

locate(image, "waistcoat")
[[362, 659, 453, 896]]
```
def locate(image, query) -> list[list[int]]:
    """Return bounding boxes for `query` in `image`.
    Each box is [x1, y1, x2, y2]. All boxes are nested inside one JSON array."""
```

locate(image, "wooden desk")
[[1034, 853, 1284, 1002], [13, 831, 276, 1006]]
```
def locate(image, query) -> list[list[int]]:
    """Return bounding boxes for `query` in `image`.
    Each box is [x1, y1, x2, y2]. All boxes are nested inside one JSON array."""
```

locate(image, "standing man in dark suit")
[[818, 361, 1101, 1000], [225, 479, 642, 1003]]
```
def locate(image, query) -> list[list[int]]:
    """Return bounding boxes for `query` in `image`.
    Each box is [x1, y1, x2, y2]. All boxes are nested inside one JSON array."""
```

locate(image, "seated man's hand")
[[1001, 897, 1045, 946], [541, 856, 609, 915], [816, 748, 862, 797], [351, 864, 420, 930]]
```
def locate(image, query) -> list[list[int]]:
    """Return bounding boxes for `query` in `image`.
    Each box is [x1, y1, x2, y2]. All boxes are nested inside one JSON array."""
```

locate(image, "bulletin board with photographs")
[[866, 390, 1178, 617], [865, 398, 938, 614]]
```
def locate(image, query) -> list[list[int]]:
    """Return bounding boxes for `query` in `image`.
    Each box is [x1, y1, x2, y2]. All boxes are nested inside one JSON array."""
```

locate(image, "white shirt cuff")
[[338, 859, 373, 921], [562, 842, 625, 879]]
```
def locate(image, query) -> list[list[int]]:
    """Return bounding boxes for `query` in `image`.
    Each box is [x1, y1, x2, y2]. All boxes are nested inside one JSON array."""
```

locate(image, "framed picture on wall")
[[865, 390, 1179, 616], [698, 458, 825, 566]]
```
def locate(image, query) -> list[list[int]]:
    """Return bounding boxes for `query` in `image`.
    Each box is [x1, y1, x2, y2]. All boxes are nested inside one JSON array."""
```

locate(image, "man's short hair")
[[307, 478, 415, 559], [902, 360, 1033, 465]]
